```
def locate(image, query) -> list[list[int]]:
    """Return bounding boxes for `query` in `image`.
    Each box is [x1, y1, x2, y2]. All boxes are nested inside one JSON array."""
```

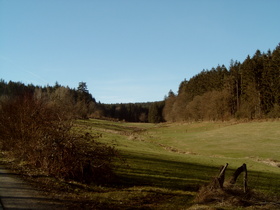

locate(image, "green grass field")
[[76, 119, 280, 208]]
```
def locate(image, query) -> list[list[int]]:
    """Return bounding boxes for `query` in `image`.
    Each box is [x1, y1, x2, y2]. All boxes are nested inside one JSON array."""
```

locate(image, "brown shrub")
[[0, 94, 118, 184], [195, 184, 250, 207], [195, 179, 280, 209]]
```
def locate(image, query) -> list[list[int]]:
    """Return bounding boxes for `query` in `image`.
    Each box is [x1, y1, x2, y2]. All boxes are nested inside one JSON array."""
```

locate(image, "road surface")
[[0, 165, 68, 209]]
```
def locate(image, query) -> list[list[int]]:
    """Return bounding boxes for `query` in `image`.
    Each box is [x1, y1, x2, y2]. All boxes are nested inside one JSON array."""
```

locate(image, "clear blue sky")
[[1, 0, 279, 103]]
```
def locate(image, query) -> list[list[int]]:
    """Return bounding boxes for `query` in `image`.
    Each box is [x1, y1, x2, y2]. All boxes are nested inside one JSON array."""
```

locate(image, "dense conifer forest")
[[0, 80, 158, 122], [164, 43, 280, 121], [1, 43, 280, 122]]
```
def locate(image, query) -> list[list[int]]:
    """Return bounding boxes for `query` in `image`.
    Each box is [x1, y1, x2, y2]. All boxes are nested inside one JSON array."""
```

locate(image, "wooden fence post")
[[230, 163, 248, 193], [217, 163, 228, 188], [243, 163, 248, 193]]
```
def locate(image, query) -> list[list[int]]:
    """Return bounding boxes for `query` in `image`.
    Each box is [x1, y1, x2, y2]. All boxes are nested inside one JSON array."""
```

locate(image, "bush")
[[0, 94, 118, 184]]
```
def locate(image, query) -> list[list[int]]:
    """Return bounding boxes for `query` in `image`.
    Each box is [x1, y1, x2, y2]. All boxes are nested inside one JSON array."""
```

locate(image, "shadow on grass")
[[243, 170, 280, 194], [114, 153, 218, 191], [113, 153, 280, 195]]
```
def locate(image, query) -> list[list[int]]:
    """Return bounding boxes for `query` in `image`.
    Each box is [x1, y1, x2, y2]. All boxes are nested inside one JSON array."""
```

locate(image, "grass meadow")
[[74, 119, 280, 209]]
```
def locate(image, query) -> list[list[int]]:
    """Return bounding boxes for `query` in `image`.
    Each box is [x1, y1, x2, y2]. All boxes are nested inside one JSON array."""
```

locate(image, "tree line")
[[163, 43, 280, 121], [0, 81, 98, 119], [0, 80, 165, 123], [99, 101, 164, 123], [1, 43, 280, 122]]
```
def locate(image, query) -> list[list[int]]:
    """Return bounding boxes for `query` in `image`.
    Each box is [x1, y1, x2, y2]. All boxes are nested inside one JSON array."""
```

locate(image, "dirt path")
[[0, 165, 68, 209]]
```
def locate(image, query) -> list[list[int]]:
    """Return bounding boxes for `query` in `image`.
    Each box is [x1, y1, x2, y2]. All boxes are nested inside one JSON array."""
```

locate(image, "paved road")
[[0, 165, 67, 209]]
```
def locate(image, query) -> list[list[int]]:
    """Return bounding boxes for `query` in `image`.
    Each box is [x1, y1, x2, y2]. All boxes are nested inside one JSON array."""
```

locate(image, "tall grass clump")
[[0, 94, 118, 184]]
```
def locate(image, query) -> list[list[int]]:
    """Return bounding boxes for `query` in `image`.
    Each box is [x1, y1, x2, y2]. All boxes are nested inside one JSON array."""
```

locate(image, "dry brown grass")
[[194, 179, 280, 209]]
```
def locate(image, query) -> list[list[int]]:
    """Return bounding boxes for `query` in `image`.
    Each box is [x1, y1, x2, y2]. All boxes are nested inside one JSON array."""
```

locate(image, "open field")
[[2, 119, 279, 209], [73, 119, 280, 208]]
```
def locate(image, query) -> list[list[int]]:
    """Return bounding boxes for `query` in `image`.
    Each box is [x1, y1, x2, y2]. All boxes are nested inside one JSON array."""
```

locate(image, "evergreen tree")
[[163, 90, 176, 122], [77, 82, 88, 93], [148, 101, 165, 123]]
